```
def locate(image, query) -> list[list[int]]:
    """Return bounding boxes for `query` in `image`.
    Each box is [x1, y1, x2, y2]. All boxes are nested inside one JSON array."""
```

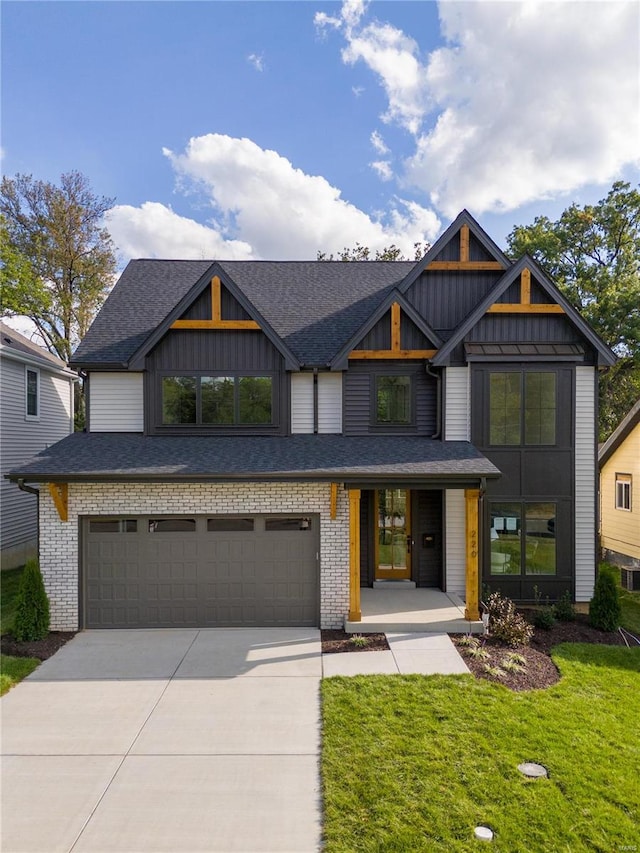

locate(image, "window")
[[89, 519, 137, 533], [615, 474, 632, 511], [25, 367, 39, 419], [490, 501, 556, 576], [148, 518, 196, 532], [489, 371, 556, 445], [376, 375, 411, 424], [162, 375, 272, 426], [265, 517, 312, 531]]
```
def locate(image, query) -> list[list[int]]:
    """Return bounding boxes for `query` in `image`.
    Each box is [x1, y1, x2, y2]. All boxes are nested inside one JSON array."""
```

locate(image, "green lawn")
[[0, 654, 39, 696], [322, 643, 640, 852], [0, 566, 40, 695]]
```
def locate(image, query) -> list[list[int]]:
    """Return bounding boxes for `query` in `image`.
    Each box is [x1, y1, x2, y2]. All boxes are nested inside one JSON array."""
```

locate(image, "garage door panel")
[[84, 515, 318, 628]]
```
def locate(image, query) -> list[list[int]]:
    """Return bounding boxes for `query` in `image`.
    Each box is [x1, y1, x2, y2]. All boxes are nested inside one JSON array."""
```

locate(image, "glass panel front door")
[[375, 489, 411, 580]]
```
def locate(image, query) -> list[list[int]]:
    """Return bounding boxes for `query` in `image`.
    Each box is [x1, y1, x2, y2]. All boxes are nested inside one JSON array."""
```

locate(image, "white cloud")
[[106, 134, 440, 262], [321, 0, 640, 217], [105, 201, 254, 261], [370, 130, 389, 155], [370, 160, 393, 182], [247, 53, 265, 72]]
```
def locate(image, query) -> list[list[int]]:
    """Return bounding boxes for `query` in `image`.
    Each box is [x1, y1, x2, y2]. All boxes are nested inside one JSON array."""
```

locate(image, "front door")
[[375, 489, 411, 580]]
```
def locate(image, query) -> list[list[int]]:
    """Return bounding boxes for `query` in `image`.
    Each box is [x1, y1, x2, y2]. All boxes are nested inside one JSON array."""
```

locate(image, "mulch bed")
[[321, 630, 390, 653], [1, 632, 77, 661]]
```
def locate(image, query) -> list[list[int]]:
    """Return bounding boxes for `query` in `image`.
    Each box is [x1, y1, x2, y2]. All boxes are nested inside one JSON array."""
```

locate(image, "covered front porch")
[[345, 586, 484, 634]]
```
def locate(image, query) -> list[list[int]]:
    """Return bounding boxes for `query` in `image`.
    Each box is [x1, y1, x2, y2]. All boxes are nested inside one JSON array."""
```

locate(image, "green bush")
[[12, 560, 50, 642], [532, 607, 556, 630], [485, 591, 534, 647], [554, 590, 576, 622], [589, 570, 621, 632]]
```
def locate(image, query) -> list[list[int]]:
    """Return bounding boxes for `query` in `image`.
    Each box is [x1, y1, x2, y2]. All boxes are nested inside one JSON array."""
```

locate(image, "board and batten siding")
[[444, 367, 470, 440], [1, 355, 74, 568], [444, 489, 466, 597], [89, 372, 144, 432], [575, 366, 597, 601], [290, 372, 343, 434]]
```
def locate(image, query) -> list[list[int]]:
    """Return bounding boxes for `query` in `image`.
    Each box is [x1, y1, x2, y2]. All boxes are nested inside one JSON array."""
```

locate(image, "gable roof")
[[598, 399, 640, 467], [71, 259, 414, 368], [0, 322, 75, 376], [431, 255, 617, 366]]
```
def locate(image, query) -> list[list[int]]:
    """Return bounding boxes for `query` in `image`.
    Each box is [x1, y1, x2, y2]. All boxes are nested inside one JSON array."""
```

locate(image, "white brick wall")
[[40, 481, 350, 630]]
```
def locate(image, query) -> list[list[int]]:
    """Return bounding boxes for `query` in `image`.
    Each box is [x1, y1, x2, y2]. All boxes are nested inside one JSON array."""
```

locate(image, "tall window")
[[489, 372, 556, 445], [376, 375, 411, 424], [162, 375, 272, 426], [25, 367, 39, 419], [489, 501, 556, 576], [615, 474, 631, 511]]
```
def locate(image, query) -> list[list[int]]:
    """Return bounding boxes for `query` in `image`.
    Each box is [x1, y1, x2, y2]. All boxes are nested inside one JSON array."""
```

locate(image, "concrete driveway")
[[1, 629, 322, 853]]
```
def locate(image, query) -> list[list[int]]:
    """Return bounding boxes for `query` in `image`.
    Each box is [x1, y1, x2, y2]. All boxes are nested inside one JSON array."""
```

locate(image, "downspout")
[[17, 479, 40, 562], [425, 362, 442, 439]]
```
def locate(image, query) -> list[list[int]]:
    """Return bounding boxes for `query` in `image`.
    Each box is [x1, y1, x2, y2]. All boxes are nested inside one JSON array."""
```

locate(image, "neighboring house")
[[1, 322, 76, 570], [599, 400, 640, 579], [6, 211, 615, 631]]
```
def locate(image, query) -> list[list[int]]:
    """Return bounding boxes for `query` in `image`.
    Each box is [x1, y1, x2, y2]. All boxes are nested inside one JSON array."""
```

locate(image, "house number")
[[471, 529, 477, 559]]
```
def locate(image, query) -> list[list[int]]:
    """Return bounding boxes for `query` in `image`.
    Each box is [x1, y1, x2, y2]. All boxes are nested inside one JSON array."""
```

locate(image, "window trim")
[[25, 366, 40, 420], [159, 371, 275, 428], [615, 474, 632, 512], [488, 369, 557, 447], [372, 373, 415, 428]]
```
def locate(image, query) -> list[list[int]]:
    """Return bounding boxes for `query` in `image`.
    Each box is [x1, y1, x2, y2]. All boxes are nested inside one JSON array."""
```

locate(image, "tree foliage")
[[507, 182, 640, 439], [0, 171, 117, 363], [12, 560, 50, 642], [317, 241, 430, 262]]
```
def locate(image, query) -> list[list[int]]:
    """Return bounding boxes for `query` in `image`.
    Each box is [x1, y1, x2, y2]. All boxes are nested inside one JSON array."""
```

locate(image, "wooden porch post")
[[348, 489, 362, 622], [464, 488, 480, 621]]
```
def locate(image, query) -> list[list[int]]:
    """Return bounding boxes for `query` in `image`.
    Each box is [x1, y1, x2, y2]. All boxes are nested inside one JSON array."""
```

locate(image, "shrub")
[[532, 608, 556, 630], [485, 591, 534, 647], [554, 591, 576, 622], [12, 560, 50, 642], [350, 634, 370, 648], [589, 570, 621, 632]]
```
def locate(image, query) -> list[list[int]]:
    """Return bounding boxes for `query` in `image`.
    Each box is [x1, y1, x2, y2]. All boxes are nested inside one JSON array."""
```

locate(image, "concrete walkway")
[[1, 629, 323, 853], [322, 632, 471, 677]]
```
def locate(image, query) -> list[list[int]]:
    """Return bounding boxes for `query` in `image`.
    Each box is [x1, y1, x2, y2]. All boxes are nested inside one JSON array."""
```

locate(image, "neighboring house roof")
[[0, 322, 75, 376], [71, 259, 415, 368], [5, 432, 501, 485], [598, 399, 640, 468]]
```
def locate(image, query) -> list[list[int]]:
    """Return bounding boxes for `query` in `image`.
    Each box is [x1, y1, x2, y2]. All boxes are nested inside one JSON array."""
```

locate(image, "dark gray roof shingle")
[[71, 260, 415, 366], [6, 433, 500, 483]]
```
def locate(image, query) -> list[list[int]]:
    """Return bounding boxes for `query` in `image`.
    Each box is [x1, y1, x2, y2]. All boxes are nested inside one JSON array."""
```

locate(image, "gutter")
[[17, 479, 40, 562]]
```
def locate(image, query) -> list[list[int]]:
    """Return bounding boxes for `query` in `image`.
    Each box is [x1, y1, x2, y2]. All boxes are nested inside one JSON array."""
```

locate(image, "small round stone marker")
[[518, 762, 548, 778], [474, 826, 494, 842]]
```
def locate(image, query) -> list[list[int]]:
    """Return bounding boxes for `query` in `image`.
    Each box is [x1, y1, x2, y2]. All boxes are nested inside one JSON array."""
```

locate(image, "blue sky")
[[2, 0, 639, 267]]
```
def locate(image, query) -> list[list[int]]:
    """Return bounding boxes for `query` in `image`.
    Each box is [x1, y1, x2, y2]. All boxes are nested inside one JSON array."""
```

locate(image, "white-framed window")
[[25, 366, 40, 419], [615, 474, 632, 511]]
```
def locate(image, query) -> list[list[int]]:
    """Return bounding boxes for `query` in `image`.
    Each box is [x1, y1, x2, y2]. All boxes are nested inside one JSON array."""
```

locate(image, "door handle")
[[406, 536, 413, 552]]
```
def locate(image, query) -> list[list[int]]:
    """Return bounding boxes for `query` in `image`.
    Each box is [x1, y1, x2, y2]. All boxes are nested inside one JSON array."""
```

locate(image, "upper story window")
[[162, 375, 272, 426], [375, 375, 412, 425], [615, 474, 631, 511], [25, 367, 39, 419], [489, 371, 556, 445]]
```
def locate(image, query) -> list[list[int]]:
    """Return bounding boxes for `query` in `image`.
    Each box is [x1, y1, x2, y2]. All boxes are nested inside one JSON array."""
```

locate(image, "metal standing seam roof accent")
[[5, 432, 502, 482]]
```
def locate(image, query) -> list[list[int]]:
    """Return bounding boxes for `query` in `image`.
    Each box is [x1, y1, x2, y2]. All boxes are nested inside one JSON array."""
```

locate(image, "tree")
[[507, 182, 640, 439], [1, 171, 117, 363], [317, 241, 430, 262]]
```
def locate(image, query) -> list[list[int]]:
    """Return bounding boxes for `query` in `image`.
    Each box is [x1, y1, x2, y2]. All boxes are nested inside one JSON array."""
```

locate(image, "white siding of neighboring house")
[[318, 373, 342, 434], [291, 373, 314, 433], [445, 489, 467, 597], [575, 366, 597, 601], [1, 355, 74, 569], [444, 366, 470, 440], [89, 372, 144, 432]]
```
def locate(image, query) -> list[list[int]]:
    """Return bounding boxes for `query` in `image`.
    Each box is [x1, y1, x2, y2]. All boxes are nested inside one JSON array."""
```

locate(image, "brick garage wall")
[[39, 481, 350, 630]]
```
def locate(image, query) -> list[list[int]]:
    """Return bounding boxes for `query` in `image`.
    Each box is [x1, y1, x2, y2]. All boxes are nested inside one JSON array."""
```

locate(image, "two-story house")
[[1, 322, 76, 569], [6, 211, 615, 631]]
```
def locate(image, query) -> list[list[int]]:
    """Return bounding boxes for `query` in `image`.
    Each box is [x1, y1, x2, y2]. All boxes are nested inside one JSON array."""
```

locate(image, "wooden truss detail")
[[171, 276, 261, 330], [427, 226, 504, 271], [487, 267, 564, 314], [349, 301, 437, 360], [47, 482, 68, 522], [329, 482, 338, 520]]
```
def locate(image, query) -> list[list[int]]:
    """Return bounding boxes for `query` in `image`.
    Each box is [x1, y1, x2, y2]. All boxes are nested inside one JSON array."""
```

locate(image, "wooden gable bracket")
[[329, 482, 338, 520], [47, 482, 68, 522], [349, 301, 437, 360], [171, 276, 261, 330], [428, 225, 504, 271], [487, 267, 564, 314]]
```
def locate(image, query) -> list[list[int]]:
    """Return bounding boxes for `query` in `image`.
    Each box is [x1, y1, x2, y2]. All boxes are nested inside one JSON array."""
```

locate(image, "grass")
[[322, 643, 640, 852], [0, 565, 40, 695]]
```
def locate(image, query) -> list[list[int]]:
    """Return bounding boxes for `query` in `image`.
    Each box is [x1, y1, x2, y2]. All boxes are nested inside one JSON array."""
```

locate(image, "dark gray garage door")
[[83, 515, 319, 628]]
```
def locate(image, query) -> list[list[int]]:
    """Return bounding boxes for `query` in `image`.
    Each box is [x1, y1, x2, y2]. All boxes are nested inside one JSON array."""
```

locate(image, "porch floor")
[[344, 587, 484, 634]]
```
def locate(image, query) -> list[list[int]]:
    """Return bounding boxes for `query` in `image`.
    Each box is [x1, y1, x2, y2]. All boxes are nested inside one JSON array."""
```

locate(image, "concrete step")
[[344, 618, 484, 634], [372, 580, 416, 590]]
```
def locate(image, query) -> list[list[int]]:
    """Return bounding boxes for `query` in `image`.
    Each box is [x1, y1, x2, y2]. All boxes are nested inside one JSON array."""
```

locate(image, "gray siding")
[[343, 362, 437, 436], [406, 271, 501, 339], [1, 355, 74, 567]]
